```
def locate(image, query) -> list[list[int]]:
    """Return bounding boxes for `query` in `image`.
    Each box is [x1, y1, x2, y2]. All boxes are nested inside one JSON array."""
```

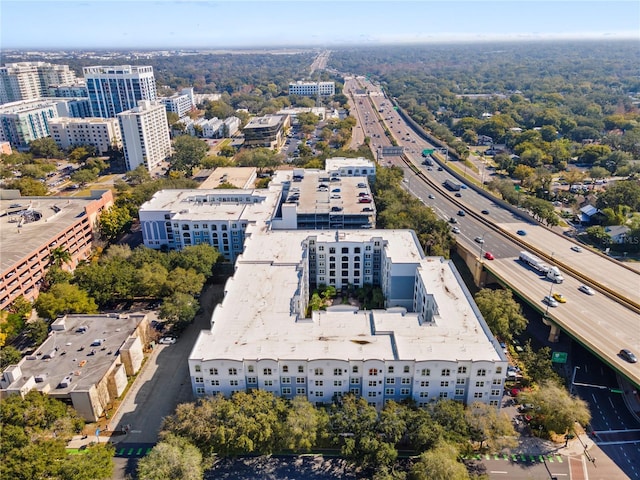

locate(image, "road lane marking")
[[489, 471, 508, 474]]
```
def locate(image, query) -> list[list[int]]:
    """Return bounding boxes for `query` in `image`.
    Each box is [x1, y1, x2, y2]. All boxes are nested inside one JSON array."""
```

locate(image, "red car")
[[484, 252, 495, 260]]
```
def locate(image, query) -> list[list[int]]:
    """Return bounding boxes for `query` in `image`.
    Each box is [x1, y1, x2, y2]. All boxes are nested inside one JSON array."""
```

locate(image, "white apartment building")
[[84, 65, 157, 118], [138, 187, 281, 261], [49, 117, 122, 154], [160, 87, 195, 118], [117, 100, 171, 172], [288, 81, 336, 97], [0, 99, 58, 148], [0, 62, 77, 104], [189, 229, 507, 409], [47, 83, 88, 98], [325, 157, 376, 178]]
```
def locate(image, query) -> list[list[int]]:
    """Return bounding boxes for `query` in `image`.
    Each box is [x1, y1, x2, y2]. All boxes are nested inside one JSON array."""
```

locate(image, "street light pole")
[[570, 366, 581, 396], [479, 232, 488, 260]]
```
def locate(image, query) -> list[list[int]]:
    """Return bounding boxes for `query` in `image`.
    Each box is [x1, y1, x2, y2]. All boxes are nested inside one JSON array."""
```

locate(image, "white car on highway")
[[578, 285, 595, 295]]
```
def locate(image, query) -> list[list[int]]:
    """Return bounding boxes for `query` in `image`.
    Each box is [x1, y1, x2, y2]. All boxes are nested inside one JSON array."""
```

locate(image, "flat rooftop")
[[286, 171, 374, 216], [0, 196, 94, 274], [190, 230, 499, 363], [139, 188, 281, 225], [198, 167, 257, 190], [325, 157, 375, 170], [6, 314, 145, 394], [244, 115, 284, 129]]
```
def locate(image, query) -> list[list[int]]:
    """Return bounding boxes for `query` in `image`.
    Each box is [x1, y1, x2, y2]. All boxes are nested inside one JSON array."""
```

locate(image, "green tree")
[[49, 246, 72, 268], [158, 292, 198, 328], [473, 288, 527, 342], [409, 442, 470, 480], [9, 295, 33, 319], [26, 319, 49, 345], [169, 244, 221, 278], [429, 400, 469, 443], [0, 345, 22, 369], [34, 283, 98, 320], [98, 204, 133, 241], [518, 381, 591, 436], [465, 402, 518, 451], [596, 180, 640, 212], [68, 146, 93, 163], [171, 135, 209, 174], [136, 262, 169, 298], [137, 434, 204, 480], [406, 408, 444, 452], [4, 177, 48, 196], [164, 267, 205, 296], [284, 395, 327, 452], [518, 342, 561, 385], [126, 164, 152, 186], [71, 168, 99, 185], [28, 137, 63, 159]]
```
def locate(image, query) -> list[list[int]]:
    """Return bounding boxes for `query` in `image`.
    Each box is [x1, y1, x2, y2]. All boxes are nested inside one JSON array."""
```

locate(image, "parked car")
[[578, 284, 595, 295], [159, 337, 176, 345]]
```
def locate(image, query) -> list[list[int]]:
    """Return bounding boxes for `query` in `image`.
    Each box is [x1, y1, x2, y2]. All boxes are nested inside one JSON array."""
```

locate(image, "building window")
[[456, 378, 466, 385], [263, 368, 272, 375], [491, 389, 501, 396], [196, 387, 204, 394], [401, 378, 411, 384], [264, 380, 273, 386], [351, 377, 360, 384], [496, 367, 502, 374], [419, 391, 428, 398], [247, 365, 254, 373], [477, 369, 487, 377], [296, 388, 306, 395], [194, 365, 201, 372], [368, 380, 377, 387], [282, 377, 291, 384], [492, 379, 502, 385], [420, 381, 429, 387], [314, 391, 324, 397], [439, 392, 448, 398], [314, 368, 324, 376], [296, 377, 305, 384], [386, 378, 395, 385], [457, 366, 467, 374], [368, 368, 378, 376], [474, 392, 483, 398], [334, 368, 343, 376], [490, 400, 499, 406], [352, 366, 359, 374], [334, 380, 343, 387], [195, 377, 203, 383], [400, 388, 410, 395], [421, 369, 431, 376], [440, 381, 449, 387], [282, 387, 292, 395], [350, 388, 360, 395], [385, 388, 395, 396], [211, 380, 220, 386], [315, 380, 323, 386], [298, 365, 304, 373], [404, 366, 410, 373], [455, 388, 464, 396], [228, 368, 237, 375], [247, 377, 257, 384], [230, 380, 238, 386], [441, 369, 451, 377], [388, 366, 394, 374], [367, 391, 377, 397], [209, 368, 218, 375], [475, 381, 485, 387]]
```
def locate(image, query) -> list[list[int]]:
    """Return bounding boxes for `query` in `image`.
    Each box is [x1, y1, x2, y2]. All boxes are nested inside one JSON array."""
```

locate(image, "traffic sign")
[[551, 352, 568, 363], [610, 388, 623, 394], [422, 149, 435, 155]]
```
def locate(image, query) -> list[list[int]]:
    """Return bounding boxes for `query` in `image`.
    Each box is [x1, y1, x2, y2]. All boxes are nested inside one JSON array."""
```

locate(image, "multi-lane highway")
[[344, 76, 640, 388]]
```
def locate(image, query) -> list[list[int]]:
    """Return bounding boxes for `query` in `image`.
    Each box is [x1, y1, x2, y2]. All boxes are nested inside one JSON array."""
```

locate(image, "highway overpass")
[[346, 77, 640, 388]]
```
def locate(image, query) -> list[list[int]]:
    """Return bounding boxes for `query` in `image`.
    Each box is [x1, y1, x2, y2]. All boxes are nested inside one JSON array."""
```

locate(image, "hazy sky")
[[3, 0, 639, 49]]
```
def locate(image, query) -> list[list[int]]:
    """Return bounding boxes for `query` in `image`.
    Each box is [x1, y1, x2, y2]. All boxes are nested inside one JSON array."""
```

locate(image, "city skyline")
[[2, 0, 639, 50]]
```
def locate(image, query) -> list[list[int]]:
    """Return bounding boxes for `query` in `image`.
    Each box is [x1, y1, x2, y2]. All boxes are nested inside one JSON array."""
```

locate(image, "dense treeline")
[[142, 391, 517, 480], [331, 41, 640, 166], [0, 391, 114, 480]]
